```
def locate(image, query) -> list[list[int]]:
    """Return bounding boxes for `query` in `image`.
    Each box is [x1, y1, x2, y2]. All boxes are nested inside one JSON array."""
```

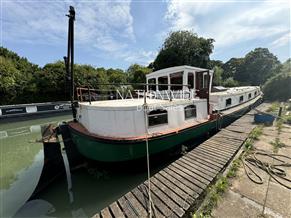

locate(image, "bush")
[[222, 77, 239, 87], [263, 71, 291, 101]]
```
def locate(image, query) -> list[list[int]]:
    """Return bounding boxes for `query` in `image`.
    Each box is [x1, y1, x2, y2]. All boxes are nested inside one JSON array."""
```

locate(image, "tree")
[[223, 77, 239, 87], [153, 31, 214, 70], [222, 58, 244, 80], [263, 59, 291, 101], [107, 68, 127, 84], [263, 71, 291, 101], [212, 66, 223, 86], [234, 48, 281, 85], [34, 61, 67, 102], [127, 64, 152, 88], [208, 60, 224, 69], [0, 56, 21, 104]]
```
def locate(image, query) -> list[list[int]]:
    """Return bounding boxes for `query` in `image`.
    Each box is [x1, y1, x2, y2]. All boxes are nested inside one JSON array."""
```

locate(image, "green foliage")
[[266, 102, 279, 112], [212, 66, 223, 86], [226, 159, 241, 178], [244, 139, 253, 151], [199, 176, 229, 216], [222, 77, 239, 87], [234, 48, 281, 85], [270, 137, 285, 153], [222, 58, 244, 80], [263, 68, 291, 102], [208, 60, 224, 69], [0, 56, 21, 104], [153, 31, 214, 70], [0, 46, 136, 104], [127, 64, 152, 88], [249, 126, 263, 140]]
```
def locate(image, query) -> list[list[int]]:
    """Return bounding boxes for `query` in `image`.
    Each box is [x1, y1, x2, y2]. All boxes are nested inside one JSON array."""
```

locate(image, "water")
[[0, 114, 174, 218]]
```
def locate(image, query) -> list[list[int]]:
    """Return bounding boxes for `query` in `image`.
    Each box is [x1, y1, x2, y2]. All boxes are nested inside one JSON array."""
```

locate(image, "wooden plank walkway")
[[93, 104, 267, 218]]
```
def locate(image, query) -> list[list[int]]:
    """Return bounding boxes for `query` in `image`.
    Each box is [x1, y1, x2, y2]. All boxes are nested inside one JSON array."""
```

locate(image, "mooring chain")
[[242, 150, 291, 189]]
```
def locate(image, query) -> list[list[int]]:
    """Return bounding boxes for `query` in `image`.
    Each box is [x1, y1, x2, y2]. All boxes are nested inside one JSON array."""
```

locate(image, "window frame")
[[225, 98, 232, 107], [148, 109, 168, 127], [184, 105, 197, 120]]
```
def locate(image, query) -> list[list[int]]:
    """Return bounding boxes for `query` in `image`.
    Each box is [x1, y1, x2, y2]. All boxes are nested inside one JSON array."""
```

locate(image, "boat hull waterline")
[[68, 99, 260, 162]]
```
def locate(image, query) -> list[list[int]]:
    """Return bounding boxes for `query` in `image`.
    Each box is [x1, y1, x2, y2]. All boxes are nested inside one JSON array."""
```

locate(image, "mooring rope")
[[143, 102, 153, 218], [242, 149, 291, 189]]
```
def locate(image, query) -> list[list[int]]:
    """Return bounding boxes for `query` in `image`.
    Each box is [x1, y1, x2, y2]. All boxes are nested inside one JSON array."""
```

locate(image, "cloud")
[[2, 0, 139, 62], [164, 0, 290, 50], [122, 50, 158, 65], [271, 32, 290, 48]]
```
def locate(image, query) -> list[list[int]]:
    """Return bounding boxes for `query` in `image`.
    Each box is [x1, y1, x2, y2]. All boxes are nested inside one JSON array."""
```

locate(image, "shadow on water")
[[0, 114, 214, 218]]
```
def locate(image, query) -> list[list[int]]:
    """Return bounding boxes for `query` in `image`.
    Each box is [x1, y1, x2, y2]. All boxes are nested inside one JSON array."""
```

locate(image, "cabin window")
[[148, 78, 156, 91], [239, 96, 244, 103], [158, 76, 168, 90], [248, 93, 252, 99], [184, 105, 196, 119], [170, 72, 183, 90], [188, 73, 194, 89], [148, 109, 168, 127], [226, 98, 232, 107], [254, 91, 257, 96]]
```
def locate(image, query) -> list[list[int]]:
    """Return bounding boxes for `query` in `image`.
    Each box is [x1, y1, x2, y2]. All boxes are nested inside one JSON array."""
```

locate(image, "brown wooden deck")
[[93, 104, 267, 218]]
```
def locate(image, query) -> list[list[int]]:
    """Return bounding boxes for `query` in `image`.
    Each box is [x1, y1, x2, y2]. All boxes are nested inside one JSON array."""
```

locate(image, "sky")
[[1, 0, 290, 70]]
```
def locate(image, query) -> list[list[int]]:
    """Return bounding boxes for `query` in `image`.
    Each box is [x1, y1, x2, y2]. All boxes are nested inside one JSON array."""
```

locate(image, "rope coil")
[[242, 149, 291, 189]]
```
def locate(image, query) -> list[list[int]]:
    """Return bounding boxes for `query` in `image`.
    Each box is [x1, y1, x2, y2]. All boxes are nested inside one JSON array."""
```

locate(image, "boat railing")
[[76, 83, 192, 103]]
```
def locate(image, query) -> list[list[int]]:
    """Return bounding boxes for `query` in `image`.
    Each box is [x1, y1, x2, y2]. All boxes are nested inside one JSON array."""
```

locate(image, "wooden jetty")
[[93, 104, 267, 218]]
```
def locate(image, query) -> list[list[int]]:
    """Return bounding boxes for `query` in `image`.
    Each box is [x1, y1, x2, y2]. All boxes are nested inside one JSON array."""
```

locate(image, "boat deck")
[[93, 103, 268, 218]]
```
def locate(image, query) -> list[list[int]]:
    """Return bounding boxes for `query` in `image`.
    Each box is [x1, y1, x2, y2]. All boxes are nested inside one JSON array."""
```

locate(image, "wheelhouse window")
[[158, 76, 168, 91], [248, 93, 252, 99], [226, 98, 232, 107], [188, 73, 194, 89], [148, 109, 168, 127], [170, 72, 183, 90], [148, 78, 156, 91], [239, 96, 244, 103], [184, 105, 196, 119], [203, 74, 209, 88]]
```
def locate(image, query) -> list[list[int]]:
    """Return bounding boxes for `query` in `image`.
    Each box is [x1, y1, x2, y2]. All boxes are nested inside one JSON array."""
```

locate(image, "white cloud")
[[2, 0, 137, 61], [165, 1, 220, 31], [164, 0, 290, 50], [271, 32, 290, 48], [122, 50, 158, 65]]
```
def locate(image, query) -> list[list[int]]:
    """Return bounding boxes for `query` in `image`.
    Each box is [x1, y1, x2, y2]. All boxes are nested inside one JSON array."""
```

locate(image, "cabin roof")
[[210, 86, 259, 96], [79, 98, 206, 110], [146, 65, 212, 79]]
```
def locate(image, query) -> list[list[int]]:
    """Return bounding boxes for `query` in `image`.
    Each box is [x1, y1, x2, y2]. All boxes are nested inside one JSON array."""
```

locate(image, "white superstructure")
[[210, 86, 261, 111], [76, 65, 261, 139]]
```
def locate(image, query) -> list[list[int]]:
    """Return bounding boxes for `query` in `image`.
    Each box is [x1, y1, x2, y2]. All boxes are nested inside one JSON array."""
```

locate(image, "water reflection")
[[0, 114, 177, 218], [0, 115, 71, 217]]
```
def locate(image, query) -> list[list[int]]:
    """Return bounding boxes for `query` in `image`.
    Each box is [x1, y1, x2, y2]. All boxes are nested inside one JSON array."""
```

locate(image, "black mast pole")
[[65, 6, 76, 121]]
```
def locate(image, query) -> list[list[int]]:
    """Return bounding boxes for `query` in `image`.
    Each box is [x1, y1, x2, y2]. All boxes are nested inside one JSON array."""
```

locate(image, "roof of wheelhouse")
[[146, 65, 213, 79]]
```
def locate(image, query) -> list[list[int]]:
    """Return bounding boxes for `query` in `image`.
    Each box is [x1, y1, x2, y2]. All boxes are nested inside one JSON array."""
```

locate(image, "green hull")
[[69, 100, 258, 162]]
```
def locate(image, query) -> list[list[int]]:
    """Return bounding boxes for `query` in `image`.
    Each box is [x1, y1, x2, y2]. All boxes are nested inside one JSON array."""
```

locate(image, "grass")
[[192, 126, 264, 217], [249, 126, 263, 140], [270, 137, 286, 153], [276, 119, 283, 134], [266, 102, 279, 112], [283, 114, 291, 124], [195, 176, 229, 217], [226, 159, 241, 178]]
